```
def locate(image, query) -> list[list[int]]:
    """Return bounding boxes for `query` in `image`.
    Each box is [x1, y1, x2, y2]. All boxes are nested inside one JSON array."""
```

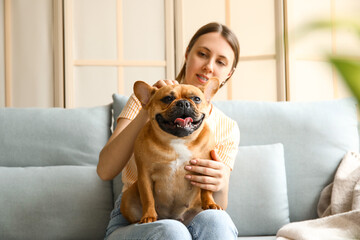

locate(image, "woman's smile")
[[196, 74, 209, 83]]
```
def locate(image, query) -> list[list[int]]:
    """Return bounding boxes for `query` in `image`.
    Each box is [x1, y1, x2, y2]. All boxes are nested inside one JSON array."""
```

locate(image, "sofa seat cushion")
[[227, 143, 289, 236], [0, 166, 113, 240], [0, 105, 112, 167], [214, 99, 359, 222]]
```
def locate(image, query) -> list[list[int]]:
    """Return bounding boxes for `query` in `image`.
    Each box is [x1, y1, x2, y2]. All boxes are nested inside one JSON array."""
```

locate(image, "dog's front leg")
[[137, 169, 157, 223], [201, 189, 222, 210]]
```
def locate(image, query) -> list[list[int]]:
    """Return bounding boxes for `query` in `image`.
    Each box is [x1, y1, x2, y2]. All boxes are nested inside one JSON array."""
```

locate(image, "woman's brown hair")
[[176, 22, 240, 88]]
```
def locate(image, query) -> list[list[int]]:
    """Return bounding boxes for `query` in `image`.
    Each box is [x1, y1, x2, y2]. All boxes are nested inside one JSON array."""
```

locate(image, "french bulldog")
[[120, 78, 222, 225]]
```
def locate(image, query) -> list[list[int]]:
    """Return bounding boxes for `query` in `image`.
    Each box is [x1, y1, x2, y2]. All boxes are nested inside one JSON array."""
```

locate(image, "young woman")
[[97, 22, 240, 240]]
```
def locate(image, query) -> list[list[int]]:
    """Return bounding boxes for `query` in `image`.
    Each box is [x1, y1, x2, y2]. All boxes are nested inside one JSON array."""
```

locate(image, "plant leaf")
[[330, 57, 360, 102]]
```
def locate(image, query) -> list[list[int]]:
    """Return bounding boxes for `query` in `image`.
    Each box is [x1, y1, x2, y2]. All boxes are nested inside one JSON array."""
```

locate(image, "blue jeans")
[[105, 194, 238, 240]]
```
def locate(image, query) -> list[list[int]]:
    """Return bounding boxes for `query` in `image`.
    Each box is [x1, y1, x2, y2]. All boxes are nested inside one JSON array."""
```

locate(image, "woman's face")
[[183, 32, 235, 88]]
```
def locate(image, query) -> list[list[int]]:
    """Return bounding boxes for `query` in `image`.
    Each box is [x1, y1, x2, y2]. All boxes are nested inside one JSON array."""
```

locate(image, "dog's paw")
[[202, 203, 223, 210], [140, 216, 157, 224]]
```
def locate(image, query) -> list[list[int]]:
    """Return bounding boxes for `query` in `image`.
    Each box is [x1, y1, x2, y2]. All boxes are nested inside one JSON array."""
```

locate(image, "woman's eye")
[[192, 96, 202, 104], [217, 60, 226, 66], [161, 96, 175, 104], [198, 51, 207, 58]]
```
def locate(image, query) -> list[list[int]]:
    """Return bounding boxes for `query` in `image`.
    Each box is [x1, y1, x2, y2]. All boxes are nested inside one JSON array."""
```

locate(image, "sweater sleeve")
[[117, 94, 142, 123]]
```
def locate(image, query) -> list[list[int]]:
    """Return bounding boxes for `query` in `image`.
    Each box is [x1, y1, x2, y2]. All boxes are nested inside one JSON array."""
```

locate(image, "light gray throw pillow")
[[227, 143, 289, 236]]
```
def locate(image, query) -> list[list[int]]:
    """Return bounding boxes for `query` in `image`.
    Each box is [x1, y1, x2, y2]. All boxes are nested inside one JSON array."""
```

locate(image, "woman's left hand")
[[184, 150, 231, 193]]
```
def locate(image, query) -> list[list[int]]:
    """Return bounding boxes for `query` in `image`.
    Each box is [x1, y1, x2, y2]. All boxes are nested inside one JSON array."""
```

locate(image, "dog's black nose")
[[176, 100, 191, 109]]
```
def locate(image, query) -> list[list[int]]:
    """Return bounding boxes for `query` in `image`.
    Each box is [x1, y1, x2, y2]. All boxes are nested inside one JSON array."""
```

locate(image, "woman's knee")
[[194, 210, 234, 226], [188, 210, 238, 239], [107, 219, 191, 240], [148, 220, 192, 240]]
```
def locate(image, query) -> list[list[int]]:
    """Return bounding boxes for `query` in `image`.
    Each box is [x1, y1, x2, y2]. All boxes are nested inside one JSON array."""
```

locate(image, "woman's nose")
[[203, 60, 214, 73]]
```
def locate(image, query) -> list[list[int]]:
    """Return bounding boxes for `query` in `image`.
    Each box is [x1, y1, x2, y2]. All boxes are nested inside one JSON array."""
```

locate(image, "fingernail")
[[190, 160, 197, 164], [185, 175, 191, 179], [185, 166, 192, 170]]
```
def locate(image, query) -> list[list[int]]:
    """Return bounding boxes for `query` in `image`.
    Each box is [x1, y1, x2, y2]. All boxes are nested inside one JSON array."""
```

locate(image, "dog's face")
[[134, 78, 219, 138]]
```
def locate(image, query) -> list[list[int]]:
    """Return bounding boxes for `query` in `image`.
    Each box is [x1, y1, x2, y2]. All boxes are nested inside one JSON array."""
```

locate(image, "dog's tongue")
[[174, 117, 193, 127]]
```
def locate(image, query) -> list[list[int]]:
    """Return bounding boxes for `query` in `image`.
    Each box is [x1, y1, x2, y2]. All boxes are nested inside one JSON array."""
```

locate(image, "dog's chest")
[[151, 138, 193, 192], [169, 139, 192, 171]]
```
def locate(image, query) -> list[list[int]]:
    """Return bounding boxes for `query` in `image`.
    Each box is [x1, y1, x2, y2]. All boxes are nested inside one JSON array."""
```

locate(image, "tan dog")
[[120, 78, 222, 225]]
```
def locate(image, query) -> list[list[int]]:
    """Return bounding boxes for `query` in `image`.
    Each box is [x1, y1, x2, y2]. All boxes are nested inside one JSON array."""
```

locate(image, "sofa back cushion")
[[214, 98, 359, 222], [0, 105, 112, 167]]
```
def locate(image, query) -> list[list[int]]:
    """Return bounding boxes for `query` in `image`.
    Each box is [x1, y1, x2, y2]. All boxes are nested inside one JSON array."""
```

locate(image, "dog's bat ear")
[[203, 77, 220, 103], [134, 81, 157, 106]]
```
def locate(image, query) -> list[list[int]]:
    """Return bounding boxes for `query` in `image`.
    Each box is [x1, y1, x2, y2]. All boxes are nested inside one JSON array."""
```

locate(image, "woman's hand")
[[184, 150, 231, 209], [184, 150, 230, 193], [153, 80, 179, 89]]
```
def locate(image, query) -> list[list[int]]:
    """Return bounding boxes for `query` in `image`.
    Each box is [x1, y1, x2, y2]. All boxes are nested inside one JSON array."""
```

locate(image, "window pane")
[[122, 0, 165, 61], [73, 0, 117, 60], [233, 60, 278, 101], [122, 66, 166, 96], [74, 66, 118, 107], [231, 0, 276, 56], [290, 60, 333, 101]]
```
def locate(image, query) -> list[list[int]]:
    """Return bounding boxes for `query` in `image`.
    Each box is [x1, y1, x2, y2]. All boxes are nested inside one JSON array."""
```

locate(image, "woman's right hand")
[[153, 80, 179, 89]]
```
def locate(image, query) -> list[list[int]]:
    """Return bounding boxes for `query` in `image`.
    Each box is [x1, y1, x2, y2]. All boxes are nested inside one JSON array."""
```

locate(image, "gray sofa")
[[1, 94, 358, 240]]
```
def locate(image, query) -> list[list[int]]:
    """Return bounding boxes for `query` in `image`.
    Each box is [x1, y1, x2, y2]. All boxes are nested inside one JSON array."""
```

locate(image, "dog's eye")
[[161, 96, 175, 104], [192, 96, 202, 104]]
